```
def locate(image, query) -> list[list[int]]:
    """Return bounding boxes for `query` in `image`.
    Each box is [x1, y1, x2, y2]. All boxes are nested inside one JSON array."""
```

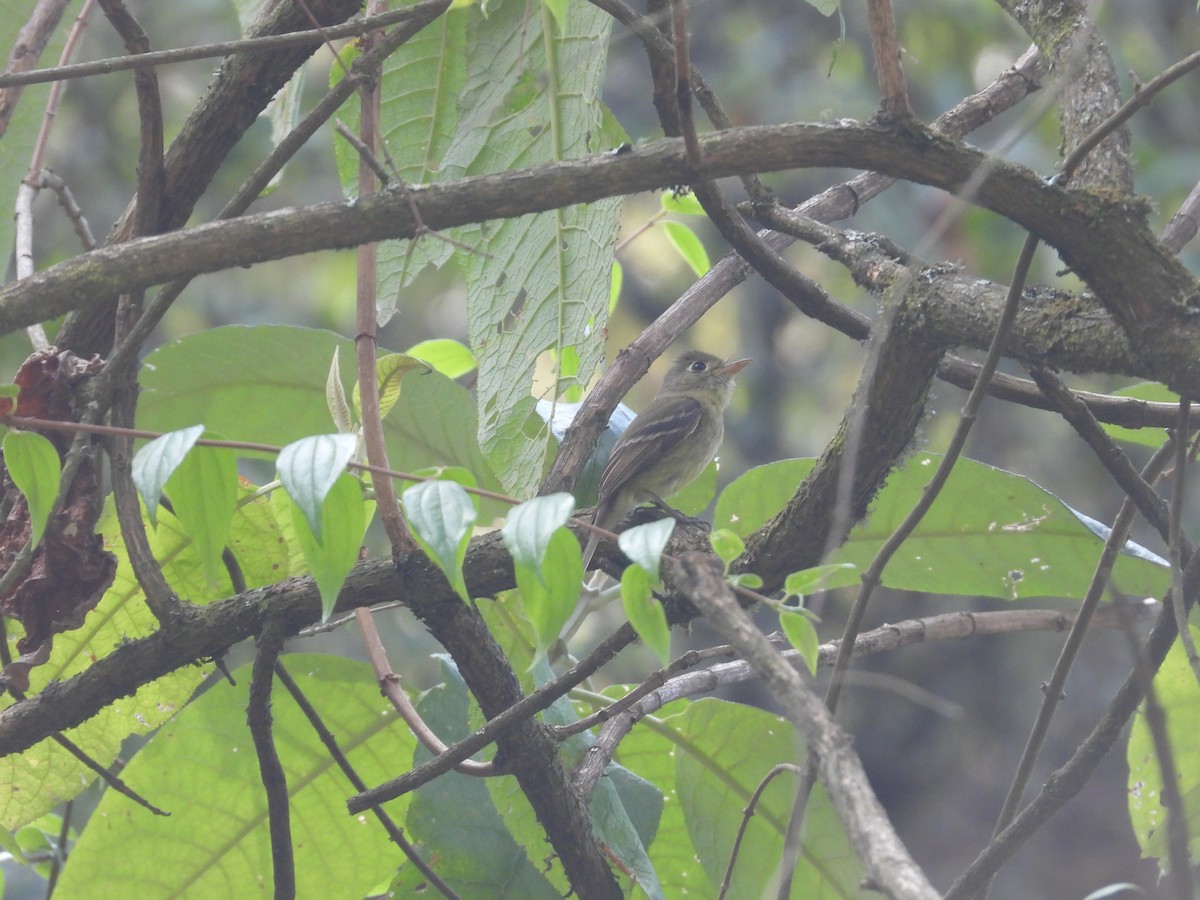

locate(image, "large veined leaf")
[[390, 659, 562, 897], [53, 655, 413, 899], [338, 0, 624, 496], [612, 697, 862, 898], [455, 0, 623, 496], [136, 325, 505, 519], [0, 487, 301, 830], [715, 454, 1170, 601]]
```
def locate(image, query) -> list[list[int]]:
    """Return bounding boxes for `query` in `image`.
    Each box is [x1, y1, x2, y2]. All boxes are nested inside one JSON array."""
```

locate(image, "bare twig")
[[273, 662, 463, 900], [675, 554, 936, 899], [248, 619, 293, 900], [864, 0, 911, 120], [981, 441, 1173, 898], [354, 608, 494, 775], [0, 6, 438, 89], [1112, 598, 1192, 900], [1168, 399, 1200, 687]]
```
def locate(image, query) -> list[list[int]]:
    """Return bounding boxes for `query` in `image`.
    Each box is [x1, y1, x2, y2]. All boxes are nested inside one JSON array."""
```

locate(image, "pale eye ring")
[[689, 360, 707, 372]]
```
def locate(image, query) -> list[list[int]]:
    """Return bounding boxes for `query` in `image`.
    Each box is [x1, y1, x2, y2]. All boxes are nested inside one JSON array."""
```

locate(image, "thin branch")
[[44, 797, 72, 896], [1113, 598, 1192, 900], [0, 5, 440, 89], [1168, 399, 1200, 686], [943, 549, 1200, 898], [1160, 179, 1200, 254], [354, 608, 494, 775], [273, 662, 463, 900], [675, 554, 936, 899], [348, 622, 639, 812], [719, 764, 805, 900], [864, 0, 911, 120], [248, 619, 293, 900], [1060, 46, 1200, 186], [981, 441, 1173, 897], [0, 0, 73, 135]]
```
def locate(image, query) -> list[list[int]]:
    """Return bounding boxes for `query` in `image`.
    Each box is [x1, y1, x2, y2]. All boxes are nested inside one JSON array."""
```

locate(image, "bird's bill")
[[714, 357, 752, 376]]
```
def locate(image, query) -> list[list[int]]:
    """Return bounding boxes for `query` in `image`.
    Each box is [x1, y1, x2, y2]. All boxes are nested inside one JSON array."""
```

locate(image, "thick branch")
[[10, 121, 1197, 388]]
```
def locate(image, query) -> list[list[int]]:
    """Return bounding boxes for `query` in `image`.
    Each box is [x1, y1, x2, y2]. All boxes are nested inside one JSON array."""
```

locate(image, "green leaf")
[[164, 445, 239, 586], [662, 220, 711, 276], [514, 528, 583, 655], [618, 518, 676, 579], [710, 527, 746, 567], [3, 431, 60, 547], [784, 563, 858, 597], [780, 611, 820, 675], [609, 260, 623, 314], [1128, 624, 1200, 866], [660, 190, 706, 216], [326, 346, 353, 433], [402, 479, 477, 602], [1103, 382, 1176, 448], [804, 0, 841, 16], [391, 660, 561, 897], [356, 0, 623, 495], [670, 700, 862, 896], [131, 425, 205, 528], [289, 474, 370, 621], [137, 326, 504, 518], [352, 353, 431, 423], [277, 433, 359, 542], [501, 492, 576, 574], [53, 656, 414, 900], [405, 338, 477, 379], [541, 0, 568, 29], [716, 455, 1169, 601], [0, 486, 301, 830], [621, 564, 670, 665]]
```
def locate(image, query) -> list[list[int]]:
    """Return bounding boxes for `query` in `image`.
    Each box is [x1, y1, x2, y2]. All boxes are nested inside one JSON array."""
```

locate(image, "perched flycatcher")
[[581, 351, 751, 569]]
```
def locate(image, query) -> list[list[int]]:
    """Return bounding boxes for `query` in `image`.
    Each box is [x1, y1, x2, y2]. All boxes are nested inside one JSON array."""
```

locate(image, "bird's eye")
[[689, 360, 707, 372]]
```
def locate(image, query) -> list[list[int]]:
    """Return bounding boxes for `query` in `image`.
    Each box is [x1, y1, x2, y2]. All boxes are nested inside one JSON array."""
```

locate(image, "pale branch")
[[675, 554, 937, 899], [571, 606, 1154, 799]]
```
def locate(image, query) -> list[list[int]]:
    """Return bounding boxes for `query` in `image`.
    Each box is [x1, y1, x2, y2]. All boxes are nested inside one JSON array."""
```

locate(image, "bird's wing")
[[597, 395, 703, 500]]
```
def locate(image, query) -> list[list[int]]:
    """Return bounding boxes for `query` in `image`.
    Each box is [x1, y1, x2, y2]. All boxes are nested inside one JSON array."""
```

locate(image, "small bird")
[[581, 350, 751, 569]]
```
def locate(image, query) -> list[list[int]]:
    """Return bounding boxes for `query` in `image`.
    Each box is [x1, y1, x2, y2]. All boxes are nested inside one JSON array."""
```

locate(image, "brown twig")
[[354, 608, 494, 775], [273, 662, 463, 900], [675, 554, 936, 899], [864, 0, 911, 121], [247, 618, 293, 900], [0, 6, 440, 89]]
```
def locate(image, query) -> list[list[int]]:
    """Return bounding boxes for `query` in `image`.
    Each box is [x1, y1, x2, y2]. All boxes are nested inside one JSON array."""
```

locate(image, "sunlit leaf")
[[716, 455, 1169, 600], [662, 221, 710, 276], [3, 431, 60, 547], [164, 446, 239, 586], [502, 492, 576, 575], [618, 519, 676, 580], [53, 656, 412, 899], [405, 339, 477, 379], [131, 425, 204, 527], [780, 611, 820, 675], [352, 353, 431, 423], [402, 480, 477, 602], [621, 564, 670, 665], [277, 433, 359, 542], [289, 474, 370, 621]]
